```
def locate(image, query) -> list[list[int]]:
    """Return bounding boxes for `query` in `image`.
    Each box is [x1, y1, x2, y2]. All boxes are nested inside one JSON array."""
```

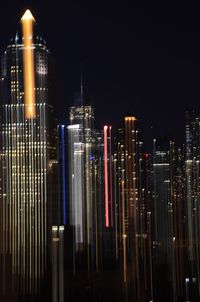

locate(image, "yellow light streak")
[[21, 10, 36, 119]]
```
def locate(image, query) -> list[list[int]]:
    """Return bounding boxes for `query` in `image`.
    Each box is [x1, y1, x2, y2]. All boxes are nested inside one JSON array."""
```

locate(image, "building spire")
[[21, 9, 35, 22]]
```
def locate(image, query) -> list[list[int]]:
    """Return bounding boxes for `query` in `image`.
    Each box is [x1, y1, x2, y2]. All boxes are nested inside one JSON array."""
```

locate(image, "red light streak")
[[104, 126, 109, 227]]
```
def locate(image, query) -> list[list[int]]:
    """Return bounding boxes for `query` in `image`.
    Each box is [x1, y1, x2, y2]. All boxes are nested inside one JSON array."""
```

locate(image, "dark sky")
[[1, 1, 200, 144]]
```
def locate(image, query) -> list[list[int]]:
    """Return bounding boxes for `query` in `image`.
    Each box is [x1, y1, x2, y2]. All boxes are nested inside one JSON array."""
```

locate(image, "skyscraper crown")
[[8, 9, 47, 47], [21, 9, 35, 22]]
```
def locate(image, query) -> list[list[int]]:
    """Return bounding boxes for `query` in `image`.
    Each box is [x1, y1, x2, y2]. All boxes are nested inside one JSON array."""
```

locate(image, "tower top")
[[125, 116, 137, 122], [21, 9, 35, 22]]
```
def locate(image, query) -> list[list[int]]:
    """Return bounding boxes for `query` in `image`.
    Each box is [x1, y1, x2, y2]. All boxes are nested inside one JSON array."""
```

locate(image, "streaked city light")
[[1, 5, 200, 302], [21, 9, 36, 119]]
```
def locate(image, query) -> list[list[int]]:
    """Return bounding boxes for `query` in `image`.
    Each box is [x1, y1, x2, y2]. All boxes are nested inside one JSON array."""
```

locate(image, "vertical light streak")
[[94, 164, 99, 272], [122, 177, 127, 284], [52, 226, 58, 302], [68, 125, 84, 254], [69, 106, 94, 274], [74, 142, 84, 246], [124, 116, 139, 295], [104, 126, 109, 227], [114, 155, 118, 259], [109, 126, 113, 226], [61, 126, 66, 224], [148, 212, 154, 302], [195, 160, 200, 295], [186, 160, 193, 261], [1, 9, 53, 296], [59, 226, 64, 302], [21, 10, 36, 119]]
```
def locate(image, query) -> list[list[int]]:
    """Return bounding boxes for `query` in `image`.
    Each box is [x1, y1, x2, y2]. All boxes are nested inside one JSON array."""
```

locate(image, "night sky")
[[1, 1, 200, 145]]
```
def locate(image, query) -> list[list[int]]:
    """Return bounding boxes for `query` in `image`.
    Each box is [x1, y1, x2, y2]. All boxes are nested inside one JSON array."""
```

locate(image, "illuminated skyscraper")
[[57, 125, 67, 225], [185, 111, 200, 300], [114, 127, 127, 285], [0, 10, 57, 299], [170, 141, 186, 300], [124, 116, 139, 300], [68, 101, 94, 273], [135, 139, 152, 301], [102, 125, 115, 267], [113, 119, 152, 301], [68, 124, 85, 252], [92, 130, 104, 272], [152, 138, 173, 301], [103, 125, 113, 228]]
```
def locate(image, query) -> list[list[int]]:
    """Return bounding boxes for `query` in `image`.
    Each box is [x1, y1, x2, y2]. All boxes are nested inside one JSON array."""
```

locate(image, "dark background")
[[1, 1, 200, 145]]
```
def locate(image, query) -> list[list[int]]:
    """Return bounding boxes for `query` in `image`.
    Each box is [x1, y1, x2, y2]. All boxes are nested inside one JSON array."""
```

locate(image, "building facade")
[[0, 10, 57, 300]]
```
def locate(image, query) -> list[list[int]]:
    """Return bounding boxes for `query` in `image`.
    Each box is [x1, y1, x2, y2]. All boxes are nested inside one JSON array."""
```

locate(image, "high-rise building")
[[0, 10, 57, 299], [57, 124, 67, 226], [68, 101, 94, 273], [102, 125, 115, 267], [67, 124, 85, 252], [114, 118, 151, 302], [92, 129, 104, 272], [124, 116, 139, 300], [103, 125, 113, 228], [170, 141, 186, 300], [113, 127, 127, 285], [152, 138, 173, 301], [185, 111, 200, 301]]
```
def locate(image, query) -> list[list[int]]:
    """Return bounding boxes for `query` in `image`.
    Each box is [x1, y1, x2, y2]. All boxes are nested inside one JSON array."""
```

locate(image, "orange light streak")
[[104, 126, 109, 227], [21, 10, 36, 119]]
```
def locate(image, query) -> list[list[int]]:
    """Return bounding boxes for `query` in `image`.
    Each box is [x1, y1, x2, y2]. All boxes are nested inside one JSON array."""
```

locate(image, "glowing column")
[[68, 124, 85, 249], [104, 125, 113, 228], [104, 126, 109, 227], [21, 9, 36, 119]]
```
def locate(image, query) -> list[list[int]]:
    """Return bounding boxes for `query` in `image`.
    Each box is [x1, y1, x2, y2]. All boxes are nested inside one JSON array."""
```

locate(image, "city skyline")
[[1, 4, 200, 302]]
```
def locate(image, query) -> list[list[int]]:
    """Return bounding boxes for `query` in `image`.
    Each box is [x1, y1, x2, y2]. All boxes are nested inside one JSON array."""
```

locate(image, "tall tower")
[[0, 9, 57, 299], [103, 125, 113, 228], [185, 111, 200, 300], [124, 116, 139, 300], [68, 99, 94, 273], [152, 138, 173, 301]]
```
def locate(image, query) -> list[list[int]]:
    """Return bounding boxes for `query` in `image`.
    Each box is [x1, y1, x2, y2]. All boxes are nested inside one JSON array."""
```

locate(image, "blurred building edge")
[[52, 226, 65, 302]]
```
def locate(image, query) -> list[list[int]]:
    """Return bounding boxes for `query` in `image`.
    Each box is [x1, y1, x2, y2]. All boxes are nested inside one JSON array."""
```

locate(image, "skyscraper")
[[124, 116, 139, 300], [68, 100, 94, 273], [0, 10, 57, 300], [103, 125, 113, 228], [57, 124, 67, 226], [113, 118, 151, 302], [152, 138, 173, 301], [68, 124, 85, 252], [185, 111, 200, 301]]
